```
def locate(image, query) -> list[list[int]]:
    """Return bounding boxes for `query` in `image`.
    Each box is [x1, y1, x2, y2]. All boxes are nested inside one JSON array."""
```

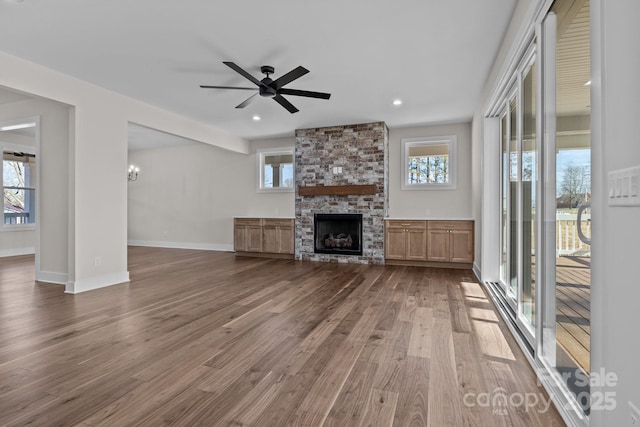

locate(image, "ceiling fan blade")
[[278, 88, 331, 99], [236, 93, 258, 109], [200, 85, 256, 90], [273, 94, 299, 113], [223, 61, 263, 87], [273, 66, 309, 89]]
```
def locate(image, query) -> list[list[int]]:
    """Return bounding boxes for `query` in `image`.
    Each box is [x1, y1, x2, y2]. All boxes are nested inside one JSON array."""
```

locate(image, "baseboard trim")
[[0, 246, 35, 258], [127, 240, 233, 252], [65, 271, 130, 294], [472, 262, 481, 282], [384, 259, 473, 269], [36, 270, 68, 285]]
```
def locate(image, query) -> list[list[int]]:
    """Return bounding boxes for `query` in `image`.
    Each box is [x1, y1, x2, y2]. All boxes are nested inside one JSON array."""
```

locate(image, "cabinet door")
[[385, 227, 407, 260], [427, 229, 450, 262], [450, 229, 474, 263], [406, 228, 427, 261], [262, 226, 279, 253], [234, 226, 248, 252], [247, 226, 263, 252], [279, 226, 294, 254]]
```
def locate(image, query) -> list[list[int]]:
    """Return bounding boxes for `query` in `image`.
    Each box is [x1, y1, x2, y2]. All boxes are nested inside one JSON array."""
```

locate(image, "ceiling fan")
[[200, 62, 331, 114]]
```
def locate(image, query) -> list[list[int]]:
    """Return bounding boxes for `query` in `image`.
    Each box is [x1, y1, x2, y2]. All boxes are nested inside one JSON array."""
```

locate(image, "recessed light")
[[252, 115, 261, 121], [0, 122, 36, 131], [392, 99, 403, 106], [584, 81, 591, 86]]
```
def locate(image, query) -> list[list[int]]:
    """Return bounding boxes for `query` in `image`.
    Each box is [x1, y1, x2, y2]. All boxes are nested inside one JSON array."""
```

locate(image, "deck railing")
[[556, 212, 591, 256], [3, 213, 31, 225]]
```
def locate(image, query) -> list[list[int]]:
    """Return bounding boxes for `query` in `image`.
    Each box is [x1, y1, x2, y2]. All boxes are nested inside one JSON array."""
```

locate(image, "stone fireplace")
[[295, 122, 389, 264]]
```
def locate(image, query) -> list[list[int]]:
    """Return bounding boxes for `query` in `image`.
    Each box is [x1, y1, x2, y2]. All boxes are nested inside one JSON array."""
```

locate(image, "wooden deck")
[[556, 255, 591, 373], [0, 248, 566, 426]]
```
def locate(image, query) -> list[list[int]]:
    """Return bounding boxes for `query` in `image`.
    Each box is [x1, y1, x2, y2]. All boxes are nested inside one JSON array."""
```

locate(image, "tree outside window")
[[3, 150, 36, 225]]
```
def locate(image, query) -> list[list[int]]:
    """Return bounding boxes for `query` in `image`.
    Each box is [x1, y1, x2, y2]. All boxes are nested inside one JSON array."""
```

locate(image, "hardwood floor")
[[0, 247, 566, 426]]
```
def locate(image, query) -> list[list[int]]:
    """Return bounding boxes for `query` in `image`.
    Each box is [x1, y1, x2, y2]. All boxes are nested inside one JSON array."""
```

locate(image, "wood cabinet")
[[234, 218, 294, 258], [262, 219, 294, 255], [427, 221, 474, 264], [385, 219, 473, 268], [234, 218, 263, 253], [385, 220, 427, 261]]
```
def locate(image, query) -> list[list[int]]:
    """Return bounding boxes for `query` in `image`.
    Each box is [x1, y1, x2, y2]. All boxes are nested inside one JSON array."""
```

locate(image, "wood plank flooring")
[[556, 255, 591, 373], [0, 247, 566, 426]]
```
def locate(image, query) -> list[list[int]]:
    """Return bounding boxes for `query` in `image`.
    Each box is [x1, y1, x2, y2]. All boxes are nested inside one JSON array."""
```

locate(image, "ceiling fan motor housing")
[[259, 66, 277, 97], [259, 78, 277, 97]]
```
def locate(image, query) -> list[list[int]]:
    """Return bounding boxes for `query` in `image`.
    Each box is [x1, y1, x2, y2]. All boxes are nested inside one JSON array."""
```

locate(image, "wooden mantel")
[[298, 184, 377, 197]]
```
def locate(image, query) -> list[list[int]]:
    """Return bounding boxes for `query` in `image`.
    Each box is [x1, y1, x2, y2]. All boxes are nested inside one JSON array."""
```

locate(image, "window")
[[3, 149, 36, 226], [401, 135, 457, 190], [257, 148, 294, 192]]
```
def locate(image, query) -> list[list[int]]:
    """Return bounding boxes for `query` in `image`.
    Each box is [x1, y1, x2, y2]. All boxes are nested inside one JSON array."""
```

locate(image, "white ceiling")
[[0, 0, 518, 140]]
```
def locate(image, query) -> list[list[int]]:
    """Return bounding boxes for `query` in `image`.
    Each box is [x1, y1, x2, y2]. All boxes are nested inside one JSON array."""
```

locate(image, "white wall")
[[388, 122, 473, 219], [127, 142, 251, 250], [0, 50, 248, 293], [0, 98, 70, 284], [590, 0, 640, 425], [127, 136, 298, 249]]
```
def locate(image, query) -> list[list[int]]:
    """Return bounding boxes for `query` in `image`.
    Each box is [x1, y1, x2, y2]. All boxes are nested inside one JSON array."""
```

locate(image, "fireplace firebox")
[[314, 213, 363, 256]]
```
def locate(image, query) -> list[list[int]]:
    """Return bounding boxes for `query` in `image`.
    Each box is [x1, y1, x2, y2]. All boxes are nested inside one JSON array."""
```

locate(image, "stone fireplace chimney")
[[294, 122, 389, 264]]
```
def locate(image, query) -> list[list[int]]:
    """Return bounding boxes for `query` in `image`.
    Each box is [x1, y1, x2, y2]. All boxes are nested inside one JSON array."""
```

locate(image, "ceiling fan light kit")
[[200, 62, 331, 114]]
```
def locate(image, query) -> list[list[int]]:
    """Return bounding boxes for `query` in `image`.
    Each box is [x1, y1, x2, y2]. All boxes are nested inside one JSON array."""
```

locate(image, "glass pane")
[[541, 0, 591, 416], [282, 163, 293, 187], [262, 152, 293, 189], [407, 155, 449, 184], [521, 59, 536, 328], [3, 188, 35, 224], [263, 165, 274, 188], [3, 158, 34, 188], [508, 95, 518, 298]]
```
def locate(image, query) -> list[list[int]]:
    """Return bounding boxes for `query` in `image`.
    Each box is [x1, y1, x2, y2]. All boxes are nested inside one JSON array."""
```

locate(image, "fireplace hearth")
[[314, 213, 363, 256]]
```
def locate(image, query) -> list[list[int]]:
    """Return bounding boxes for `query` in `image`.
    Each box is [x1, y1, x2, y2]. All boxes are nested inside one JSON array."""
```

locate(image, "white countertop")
[[234, 216, 295, 219], [384, 217, 474, 221]]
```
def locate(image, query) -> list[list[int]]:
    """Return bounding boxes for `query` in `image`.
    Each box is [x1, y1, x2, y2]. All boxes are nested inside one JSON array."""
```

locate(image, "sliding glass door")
[[493, 0, 592, 422], [498, 48, 537, 343], [541, 0, 592, 415]]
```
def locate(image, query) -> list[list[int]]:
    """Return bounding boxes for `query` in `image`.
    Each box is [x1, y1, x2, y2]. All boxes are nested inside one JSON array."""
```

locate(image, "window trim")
[[2, 141, 37, 231], [256, 147, 294, 193], [401, 135, 457, 190]]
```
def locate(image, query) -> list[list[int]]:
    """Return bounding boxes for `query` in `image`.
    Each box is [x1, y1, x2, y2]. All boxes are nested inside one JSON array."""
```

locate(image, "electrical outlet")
[[630, 401, 640, 426], [94, 256, 101, 267], [425, 208, 431, 216]]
